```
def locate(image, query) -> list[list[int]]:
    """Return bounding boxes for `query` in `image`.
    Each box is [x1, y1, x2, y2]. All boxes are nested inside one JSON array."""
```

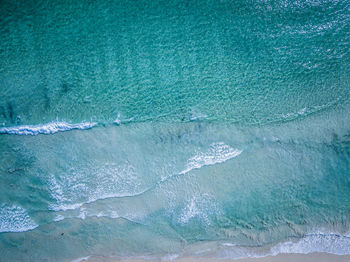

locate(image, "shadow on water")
[[43, 86, 51, 110], [61, 82, 69, 94], [7, 102, 15, 123]]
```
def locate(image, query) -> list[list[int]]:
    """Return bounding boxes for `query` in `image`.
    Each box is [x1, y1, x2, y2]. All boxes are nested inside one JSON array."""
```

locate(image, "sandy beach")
[[77, 252, 350, 262], [175, 253, 350, 262]]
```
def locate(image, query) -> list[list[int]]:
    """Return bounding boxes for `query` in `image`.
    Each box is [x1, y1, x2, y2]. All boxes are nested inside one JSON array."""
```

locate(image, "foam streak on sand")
[[0, 121, 97, 135]]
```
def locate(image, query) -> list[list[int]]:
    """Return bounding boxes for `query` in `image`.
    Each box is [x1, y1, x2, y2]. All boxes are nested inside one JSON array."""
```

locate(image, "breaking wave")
[[0, 205, 38, 233], [0, 121, 97, 135], [180, 142, 242, 174]]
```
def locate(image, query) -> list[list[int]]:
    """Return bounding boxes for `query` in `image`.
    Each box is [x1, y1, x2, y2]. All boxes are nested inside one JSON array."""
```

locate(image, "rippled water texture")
[[0, 0, 350, 261], [1, 0, 350, 125]]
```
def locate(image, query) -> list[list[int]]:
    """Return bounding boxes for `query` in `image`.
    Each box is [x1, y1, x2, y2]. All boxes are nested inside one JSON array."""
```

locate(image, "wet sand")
[[173, 253, 350, 262], [79, 252, 350, 262]]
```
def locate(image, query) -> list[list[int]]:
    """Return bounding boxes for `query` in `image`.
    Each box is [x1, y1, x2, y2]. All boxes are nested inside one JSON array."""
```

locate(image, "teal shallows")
[[1, 0, 349, 125], [1, 102, 350, 260], [1, 0, 350, 261]]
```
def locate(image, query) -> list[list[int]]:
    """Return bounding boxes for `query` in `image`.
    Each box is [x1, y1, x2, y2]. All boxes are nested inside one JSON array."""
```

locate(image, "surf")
[[0, 121, 97, 135]]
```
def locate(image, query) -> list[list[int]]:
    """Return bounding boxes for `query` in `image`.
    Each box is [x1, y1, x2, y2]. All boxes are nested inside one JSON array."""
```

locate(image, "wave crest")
[[0, 121, 97, 135], [180, 142, 242, 174]]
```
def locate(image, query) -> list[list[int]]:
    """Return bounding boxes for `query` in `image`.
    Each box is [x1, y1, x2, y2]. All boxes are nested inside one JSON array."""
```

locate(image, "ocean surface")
[[1, 0, 350, 261]]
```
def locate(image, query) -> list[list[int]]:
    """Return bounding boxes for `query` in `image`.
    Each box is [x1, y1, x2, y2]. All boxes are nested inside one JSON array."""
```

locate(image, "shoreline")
[[78, 252, 350, 262], [175, 253, 350, 262]]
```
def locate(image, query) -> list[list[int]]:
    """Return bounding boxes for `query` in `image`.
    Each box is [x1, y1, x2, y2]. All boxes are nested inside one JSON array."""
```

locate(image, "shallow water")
[[1, 0, 350, 261]]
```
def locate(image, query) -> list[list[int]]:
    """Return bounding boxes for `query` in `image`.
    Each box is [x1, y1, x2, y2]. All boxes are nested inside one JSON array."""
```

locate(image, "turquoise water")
[[1, 0, 350, 261]]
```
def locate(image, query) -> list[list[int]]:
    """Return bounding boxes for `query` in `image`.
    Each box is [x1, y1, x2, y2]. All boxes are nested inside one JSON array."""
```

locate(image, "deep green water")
[[1, 0, 350, 261]]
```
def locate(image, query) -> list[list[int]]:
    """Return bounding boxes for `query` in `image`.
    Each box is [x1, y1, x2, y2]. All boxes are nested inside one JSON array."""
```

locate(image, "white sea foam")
[[48, 187, 151, 212], [179, 197, 206, 224], [0, 121, 97, 135], [113, 113, 135, 125], [179, 194, 220, 225], [161, 253, 179, 261], [189, 111, 207, 121], [221, 243, 238, 247], [0, 205, 38, 233], [217, 231, 350, 259], [48, 162, 145, 212], [74, 231, 350, 262], [53, 214, 65, 222], [49, 188, 149, 212], [113, 113, 121, 125], [48, 191, 146, 212], [180, 142, 242, 174], [70, 255, 91, 262], [270, 232, 350, 255]]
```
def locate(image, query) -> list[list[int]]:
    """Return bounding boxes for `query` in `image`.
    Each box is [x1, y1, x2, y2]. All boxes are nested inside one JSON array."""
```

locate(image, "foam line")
[[0, 121, 97, 135], [180, 142, 242, 174]]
